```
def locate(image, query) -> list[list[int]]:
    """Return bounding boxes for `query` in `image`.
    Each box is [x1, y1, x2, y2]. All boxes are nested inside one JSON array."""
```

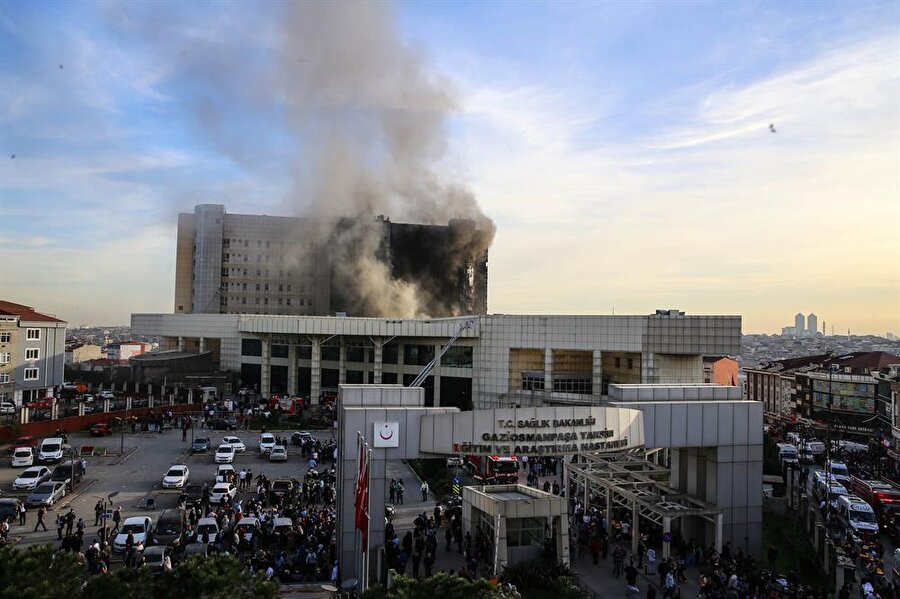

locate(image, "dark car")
[[191, 437, 210, 453], [269, 478, 295, 502], [51, 460, 85, 490], [141, 545, 172, 573], [0, 498, 22, 521], [291, 431, 313, 446], [180, 484, 206, 509], [90, 423, 113, 436], [153, 510, 184, 547], [208, 418, 237, 431]]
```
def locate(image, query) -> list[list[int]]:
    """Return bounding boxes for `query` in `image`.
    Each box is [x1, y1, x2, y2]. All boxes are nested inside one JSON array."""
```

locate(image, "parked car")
[[182, 542, 212, 559], [191, 437, 210, 453], [180, 484, 205, 509], [161, 465, 190, 489], [221, 436, 246, 452], [196, 517, 219, 542], [141, 545, 172, 573], [13, 466, 51, 490], [10, 447, 34, 468], [271, 517, 293, 539], [90, 423, 113, 437], [208, 482, 236, 505], [0, 401, 15, 415], [446, 455, 464, 469], [269, 446, 288, 462], [153, 510, 184, 547], [234, 517, 259, 543], [214, 464, 235, 483], [214, 444, 235, 464], [113, 516, 153, 553], [208, 418, 237, 431], [25, 481, 66, 508], [269, 478, 295, 501], [290, 431, 312, 446], [258, 433, 276, 455], [8, 436, 37, 455], [98, 390, 116, 400], [51, 460, 85, 490], [0, 498, 23, 521], [38, 438, 66, 464]]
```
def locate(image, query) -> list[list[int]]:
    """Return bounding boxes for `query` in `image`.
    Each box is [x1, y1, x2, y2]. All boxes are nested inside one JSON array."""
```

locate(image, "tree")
[[0, 545, 84, 599], [154, 553, 278, 599], [364, 573, 502, 599], [82, 566, 155, 599], [501, 560, 588, 599]]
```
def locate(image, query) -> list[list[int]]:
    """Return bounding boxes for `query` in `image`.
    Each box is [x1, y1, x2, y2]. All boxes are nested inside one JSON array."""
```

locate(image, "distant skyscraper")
[[795, 312, 805, 335], [807, 313, 818, 335]]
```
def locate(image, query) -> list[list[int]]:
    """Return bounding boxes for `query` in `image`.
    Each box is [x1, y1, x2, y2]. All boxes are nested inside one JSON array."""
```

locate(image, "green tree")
[[501, 560, 588, 599], [365, 573, 502, 599], [0, 545, 85, 599], [153, 553, 278, 599], [82, 566, 155, 599]]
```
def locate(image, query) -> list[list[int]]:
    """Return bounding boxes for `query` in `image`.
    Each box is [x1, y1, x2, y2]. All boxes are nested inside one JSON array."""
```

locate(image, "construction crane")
[[408, 319, 475, 387]]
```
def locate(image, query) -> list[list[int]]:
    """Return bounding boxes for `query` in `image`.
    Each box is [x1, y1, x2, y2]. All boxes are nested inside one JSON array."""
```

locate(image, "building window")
[[0, 352, 10, 364], [241, 339, 262, 357], [442, 346, 473, 368], [24, 368, 38, 381], [403, 344, 435, 366], [0, 332, 10, 343], [26, 328, 40, 340], [627, 358, 634, 369], [25, 348, 39, 360], [0, 373, 9, 384], [272, 345, 289, 359], [0, 392, 8, 402], [286, 298, 291, 306], [615, 357, 621, 368]]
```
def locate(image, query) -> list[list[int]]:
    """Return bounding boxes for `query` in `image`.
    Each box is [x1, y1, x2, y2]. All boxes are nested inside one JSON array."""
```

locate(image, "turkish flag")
[[354, 439, 366, 521], [356, 457, 370, 550]]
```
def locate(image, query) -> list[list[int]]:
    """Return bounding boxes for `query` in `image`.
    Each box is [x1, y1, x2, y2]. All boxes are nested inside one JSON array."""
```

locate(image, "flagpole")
[[355, 431, 362, 585], [364, 446, 373, 592]]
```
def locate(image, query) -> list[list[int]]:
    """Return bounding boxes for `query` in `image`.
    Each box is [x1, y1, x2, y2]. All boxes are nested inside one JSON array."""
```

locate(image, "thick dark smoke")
[[105, 1, 494, 317], [276, 2, 494, 317]]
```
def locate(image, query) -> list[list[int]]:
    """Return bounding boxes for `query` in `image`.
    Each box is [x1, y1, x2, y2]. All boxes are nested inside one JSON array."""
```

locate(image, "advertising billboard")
[[811, 379, 874, 414]]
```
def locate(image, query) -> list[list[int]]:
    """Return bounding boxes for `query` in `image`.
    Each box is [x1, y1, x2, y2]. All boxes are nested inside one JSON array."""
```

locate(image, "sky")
[[0, 0, 898, 334]]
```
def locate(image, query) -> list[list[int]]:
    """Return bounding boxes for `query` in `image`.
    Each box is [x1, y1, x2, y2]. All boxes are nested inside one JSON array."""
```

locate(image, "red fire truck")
[[466, 455, 519, 484], [850, 477, 900, 520]]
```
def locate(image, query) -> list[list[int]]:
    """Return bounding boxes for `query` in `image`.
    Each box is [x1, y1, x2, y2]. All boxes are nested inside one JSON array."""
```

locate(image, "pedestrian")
[[35, 507, 48, 531], [94, 500, 103, 526], [18, 502, 26, 526], [56, 513, 65, 540], [65, 508, 76, 536], [112, 506, 122, 534], [612, 544, 626, 578], [397, 480, 405, 505], [420, 481, 429, 502], [389, 478, 397, 504], [76, 517, 85, 536], [646, 547, 657, 575]]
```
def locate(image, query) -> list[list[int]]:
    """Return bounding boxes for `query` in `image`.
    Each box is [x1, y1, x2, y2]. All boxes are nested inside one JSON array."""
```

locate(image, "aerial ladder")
[[408, 319, 475, 387]]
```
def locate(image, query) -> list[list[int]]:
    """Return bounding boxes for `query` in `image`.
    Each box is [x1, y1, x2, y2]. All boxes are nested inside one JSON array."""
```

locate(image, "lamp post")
[[824, 354, 835, 533]]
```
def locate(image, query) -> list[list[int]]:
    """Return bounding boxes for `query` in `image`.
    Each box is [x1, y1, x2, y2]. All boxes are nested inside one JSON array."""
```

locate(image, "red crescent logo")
[[379, 425, 394, 440]]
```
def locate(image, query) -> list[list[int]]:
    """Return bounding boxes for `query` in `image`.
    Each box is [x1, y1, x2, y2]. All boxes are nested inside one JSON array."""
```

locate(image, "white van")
[[837, 495, 879, 540], [777, 443, 798, 465], [804, 440, 826, 456], [828, 461, 851, 485], [786, 432, 802, 445], [38, 438, 65, 464]]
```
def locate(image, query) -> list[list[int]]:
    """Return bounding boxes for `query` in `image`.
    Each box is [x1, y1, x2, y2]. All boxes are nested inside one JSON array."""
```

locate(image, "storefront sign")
[[419, 406, 644, 456]]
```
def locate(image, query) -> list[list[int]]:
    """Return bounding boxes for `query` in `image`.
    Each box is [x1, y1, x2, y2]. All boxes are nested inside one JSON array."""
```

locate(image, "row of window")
[[221, 268, 314, 280], [223, 238, 316, 250], [0, 329, 41, 342], [239, 340, 474, 367], [222, 297, 313, 307], [1, 349, 41, 362]]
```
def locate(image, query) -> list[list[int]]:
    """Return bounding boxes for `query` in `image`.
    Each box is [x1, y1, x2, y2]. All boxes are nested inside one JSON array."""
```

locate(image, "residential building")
[[174, 203, 490, 318], [131, 310, 741, 409], [0, 300, 67, 405], [744, 354, 830, 417], [703, 356, 739, 385], [873, 366, 900, 467], [795, 313, 805, 335], [105, 341, 150, 362], [807, 313, 818, 335], [64, 343, 104, 366]]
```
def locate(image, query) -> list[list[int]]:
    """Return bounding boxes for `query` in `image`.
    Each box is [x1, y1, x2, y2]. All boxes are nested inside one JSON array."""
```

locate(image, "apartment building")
[[0, 300, 67, 405]]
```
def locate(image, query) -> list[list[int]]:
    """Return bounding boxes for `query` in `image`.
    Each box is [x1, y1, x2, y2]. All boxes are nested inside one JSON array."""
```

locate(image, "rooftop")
[[0, 300, 66, 324]]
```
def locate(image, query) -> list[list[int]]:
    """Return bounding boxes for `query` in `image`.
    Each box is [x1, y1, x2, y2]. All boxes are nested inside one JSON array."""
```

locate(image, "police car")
[[837, 495, 879, 540]]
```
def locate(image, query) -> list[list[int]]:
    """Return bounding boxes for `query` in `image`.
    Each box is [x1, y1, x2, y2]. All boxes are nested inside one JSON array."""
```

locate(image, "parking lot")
[[1, 425, 337, 554]]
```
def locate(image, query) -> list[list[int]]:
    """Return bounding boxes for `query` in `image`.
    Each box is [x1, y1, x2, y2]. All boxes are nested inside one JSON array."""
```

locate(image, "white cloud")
[[457, 33, 900, 333]]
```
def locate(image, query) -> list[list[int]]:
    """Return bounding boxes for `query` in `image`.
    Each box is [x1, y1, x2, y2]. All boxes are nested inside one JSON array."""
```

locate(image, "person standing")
[[56, 513, 65, 540], [397, 480, 405, 505], [18, 502, 26, 526], [65, 508, 76, 536], [612, 544, 626, 579], [420, 481, 429, 502]]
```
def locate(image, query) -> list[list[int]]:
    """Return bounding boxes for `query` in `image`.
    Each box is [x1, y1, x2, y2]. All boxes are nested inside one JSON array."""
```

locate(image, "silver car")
[[25, 481, 66, 507]]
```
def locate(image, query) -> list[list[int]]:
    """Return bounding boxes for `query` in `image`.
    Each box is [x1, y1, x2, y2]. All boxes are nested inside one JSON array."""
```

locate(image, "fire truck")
[[466, 455, 519, 484]]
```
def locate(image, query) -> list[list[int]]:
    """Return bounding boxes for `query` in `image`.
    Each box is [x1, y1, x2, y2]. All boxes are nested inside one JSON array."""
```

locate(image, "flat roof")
[[491, 491, 536, 501]]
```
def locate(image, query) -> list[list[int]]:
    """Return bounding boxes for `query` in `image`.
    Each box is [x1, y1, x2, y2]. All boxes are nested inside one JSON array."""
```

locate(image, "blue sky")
[[0, 0, 898, 333]]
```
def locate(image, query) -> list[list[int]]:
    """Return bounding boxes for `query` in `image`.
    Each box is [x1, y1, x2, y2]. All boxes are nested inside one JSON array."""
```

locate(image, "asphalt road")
[[1, 426, 337, 551]]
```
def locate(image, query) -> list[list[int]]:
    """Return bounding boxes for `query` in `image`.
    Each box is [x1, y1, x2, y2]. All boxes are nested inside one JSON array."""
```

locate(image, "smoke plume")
[[276, 2, 494, 317]]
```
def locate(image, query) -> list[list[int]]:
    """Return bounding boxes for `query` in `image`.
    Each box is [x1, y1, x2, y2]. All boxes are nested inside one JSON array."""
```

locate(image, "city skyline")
[[1, 1, 898, 334]]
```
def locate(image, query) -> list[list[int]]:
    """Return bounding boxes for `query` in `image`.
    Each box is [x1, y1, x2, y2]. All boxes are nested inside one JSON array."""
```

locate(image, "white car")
[[258, 433, 276, 455], [214, 464, 235, 483], [10, 447, 34, 468], [161, 464, 190, 489], [269, 446, 288, 462], [98, 390, 116, 400], [222, 436, 246, 452], [0, 401, 15, 415], [208, 482, 237, 504], [13, 466, 51, 490], [214, 444, 235, 464], [235, 516, 259, 542], [113, 516, 152, 553]]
